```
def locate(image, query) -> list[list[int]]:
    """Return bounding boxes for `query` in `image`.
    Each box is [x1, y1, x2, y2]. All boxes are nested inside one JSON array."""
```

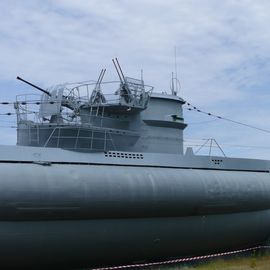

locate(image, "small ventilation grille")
[[212, 159, 223, 165], [104, 151, 144, 159]]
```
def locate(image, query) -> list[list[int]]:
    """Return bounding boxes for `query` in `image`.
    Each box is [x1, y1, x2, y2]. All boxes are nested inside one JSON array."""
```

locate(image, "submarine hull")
[[0, 162, 270, 268], [0, 211, 270, 269]]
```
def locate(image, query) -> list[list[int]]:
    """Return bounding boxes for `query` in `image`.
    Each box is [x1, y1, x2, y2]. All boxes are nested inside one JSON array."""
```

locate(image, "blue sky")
[[1, 0, 270, 158]]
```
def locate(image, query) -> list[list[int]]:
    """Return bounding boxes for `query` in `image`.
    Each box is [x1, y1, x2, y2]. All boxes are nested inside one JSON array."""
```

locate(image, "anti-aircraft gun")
[[112, 58, 149, 109], [16, 76, 79, 122]]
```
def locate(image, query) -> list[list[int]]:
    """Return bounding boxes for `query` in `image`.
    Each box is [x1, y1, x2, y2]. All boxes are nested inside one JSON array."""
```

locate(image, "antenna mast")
[[174, 47, 178, 93], [171, 72, 175, 95], [174, 46, 178, 96], [170, 46, 181, 96]]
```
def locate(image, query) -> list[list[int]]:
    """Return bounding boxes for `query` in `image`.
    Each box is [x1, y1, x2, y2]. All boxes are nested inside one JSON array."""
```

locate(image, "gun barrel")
[[17, 76, 51, 96]]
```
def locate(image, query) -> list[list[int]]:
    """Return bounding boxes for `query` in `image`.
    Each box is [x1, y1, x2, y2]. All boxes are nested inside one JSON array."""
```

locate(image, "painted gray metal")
[[0, 163, 270, 221], [0, 210, 270, 268], [1, 79, 270, 268], [16, 92, 187, 154], [0, 147, 270, 268], [0, 144, 269, 172]]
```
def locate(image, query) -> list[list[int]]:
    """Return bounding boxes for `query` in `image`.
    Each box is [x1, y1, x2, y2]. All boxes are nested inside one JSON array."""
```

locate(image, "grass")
[[150, 252, 270, 270]]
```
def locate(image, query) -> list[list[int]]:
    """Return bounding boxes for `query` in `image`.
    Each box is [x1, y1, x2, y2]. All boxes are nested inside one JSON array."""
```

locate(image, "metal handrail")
[[42, 126, 119, 151]]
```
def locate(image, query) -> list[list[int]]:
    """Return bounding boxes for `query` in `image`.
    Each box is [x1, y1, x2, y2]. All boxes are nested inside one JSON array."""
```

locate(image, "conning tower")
[[137, 93, 186, 154], [15, 62, 187, 154]]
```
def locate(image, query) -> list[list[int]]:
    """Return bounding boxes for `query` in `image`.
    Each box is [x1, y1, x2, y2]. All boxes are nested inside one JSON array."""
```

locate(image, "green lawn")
[[150, 252, 270, 270]]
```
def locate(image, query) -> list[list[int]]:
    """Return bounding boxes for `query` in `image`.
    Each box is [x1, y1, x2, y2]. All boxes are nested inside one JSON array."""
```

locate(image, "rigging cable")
[[0, 99, 270, 134], [184, 101, 270, 134]]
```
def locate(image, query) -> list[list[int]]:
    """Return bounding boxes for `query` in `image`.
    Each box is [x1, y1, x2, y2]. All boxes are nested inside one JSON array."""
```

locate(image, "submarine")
[[0, 58, 270, 269]]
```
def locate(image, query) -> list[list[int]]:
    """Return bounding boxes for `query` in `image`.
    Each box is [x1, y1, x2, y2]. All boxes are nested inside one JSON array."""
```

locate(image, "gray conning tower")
[[15, 59, 187, 154]]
